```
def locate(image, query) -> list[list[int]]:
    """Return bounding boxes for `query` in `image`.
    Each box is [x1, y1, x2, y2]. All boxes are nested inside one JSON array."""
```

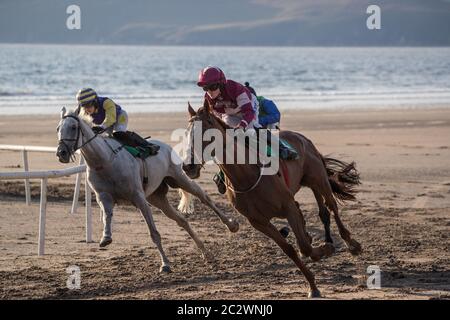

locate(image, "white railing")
[[0, 145, 91, 256], [0, 144, 84, 214]]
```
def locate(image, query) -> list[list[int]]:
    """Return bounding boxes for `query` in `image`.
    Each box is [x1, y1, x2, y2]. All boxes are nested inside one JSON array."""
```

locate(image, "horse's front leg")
[[174, 171, 239, 233], [133, 193, 171, 273], [97, 192, 114, 247]]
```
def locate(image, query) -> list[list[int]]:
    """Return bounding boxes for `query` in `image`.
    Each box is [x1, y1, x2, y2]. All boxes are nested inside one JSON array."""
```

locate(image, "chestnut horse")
[[182, 103, 361, 298]]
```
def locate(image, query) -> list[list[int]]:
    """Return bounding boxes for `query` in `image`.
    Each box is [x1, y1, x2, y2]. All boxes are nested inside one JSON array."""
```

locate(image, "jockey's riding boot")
[[114, 131, 160, 155], [264, 129, 299, 161], [127, 131, 160, 155], [279, 141, 299, 160], [112, 131, 131, 145], [213, 171, 226, 194]]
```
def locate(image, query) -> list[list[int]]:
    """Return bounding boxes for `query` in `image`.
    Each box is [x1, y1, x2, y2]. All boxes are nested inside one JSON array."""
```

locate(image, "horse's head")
[[182, 102, 227, 179], [56, 107, 81, 163]]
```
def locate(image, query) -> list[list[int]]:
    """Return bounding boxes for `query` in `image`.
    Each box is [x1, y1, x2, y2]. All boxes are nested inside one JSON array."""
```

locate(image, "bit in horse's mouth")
[[56, 144, 72, 163], [56, 150, 70, 163]]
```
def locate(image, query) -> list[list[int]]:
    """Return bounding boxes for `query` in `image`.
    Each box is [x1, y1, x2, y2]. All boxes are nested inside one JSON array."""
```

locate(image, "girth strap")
[[142, 158, 149, 189]]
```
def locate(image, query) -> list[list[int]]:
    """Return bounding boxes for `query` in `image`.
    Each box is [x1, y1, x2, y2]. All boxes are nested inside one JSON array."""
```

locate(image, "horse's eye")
[[71, 125, 76, 130]]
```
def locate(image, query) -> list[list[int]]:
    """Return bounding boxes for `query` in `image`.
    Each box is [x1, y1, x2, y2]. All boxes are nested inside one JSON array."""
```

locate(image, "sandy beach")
[[0, 106, 449, 299]]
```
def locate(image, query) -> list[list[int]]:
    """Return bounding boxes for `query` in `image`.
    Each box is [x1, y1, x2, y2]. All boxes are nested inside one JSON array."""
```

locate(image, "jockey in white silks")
[[196, 66, 298, 194]]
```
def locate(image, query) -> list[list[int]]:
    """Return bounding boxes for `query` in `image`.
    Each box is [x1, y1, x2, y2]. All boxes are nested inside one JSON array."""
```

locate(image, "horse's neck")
[[78, 119, 111, 167], [218, 132, 260, 187]]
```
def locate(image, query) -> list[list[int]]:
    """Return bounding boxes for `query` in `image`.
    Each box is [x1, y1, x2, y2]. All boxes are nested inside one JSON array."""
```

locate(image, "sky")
[[0, 0, 449, 46]]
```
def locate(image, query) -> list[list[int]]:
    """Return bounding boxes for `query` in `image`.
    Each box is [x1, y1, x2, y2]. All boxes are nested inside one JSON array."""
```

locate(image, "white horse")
[[56, 107, 239, 273]]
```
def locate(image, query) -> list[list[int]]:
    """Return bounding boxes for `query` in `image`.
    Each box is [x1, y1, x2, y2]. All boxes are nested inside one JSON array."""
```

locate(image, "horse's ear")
[[188, 102, 196, 117], [74, 105, 81, 115], [60, 107, 66, 118]]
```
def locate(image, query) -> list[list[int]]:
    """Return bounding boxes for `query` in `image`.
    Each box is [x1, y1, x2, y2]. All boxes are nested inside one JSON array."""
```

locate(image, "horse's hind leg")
[[312, 189, 333, 244], [170, 172, 239, 233], [286, 201, 334, 261], [248, 217, 321, 298], [133, 193, 171, 273], [320, 184, 362, 255], [148, 191, 212, 262], [97, 192, 114, 247]]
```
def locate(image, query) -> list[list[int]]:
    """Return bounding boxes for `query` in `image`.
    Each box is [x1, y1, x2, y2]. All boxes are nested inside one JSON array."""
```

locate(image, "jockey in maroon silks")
[[198, 66, 260, 130], [196, 66, 298, 194]]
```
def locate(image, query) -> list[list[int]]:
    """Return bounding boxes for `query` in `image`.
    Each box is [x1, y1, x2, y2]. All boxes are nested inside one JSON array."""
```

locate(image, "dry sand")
[[0, 107, 449, 299]]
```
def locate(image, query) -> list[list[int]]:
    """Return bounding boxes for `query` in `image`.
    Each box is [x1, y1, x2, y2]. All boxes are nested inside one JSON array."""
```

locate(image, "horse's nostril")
[[57, 148, 67, 158]]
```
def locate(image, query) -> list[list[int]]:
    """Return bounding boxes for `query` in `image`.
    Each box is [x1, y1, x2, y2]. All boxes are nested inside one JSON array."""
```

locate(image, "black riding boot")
[[257, 128, 299, 160], [113, 131, 160, 155], [278, 138, 299, 160]]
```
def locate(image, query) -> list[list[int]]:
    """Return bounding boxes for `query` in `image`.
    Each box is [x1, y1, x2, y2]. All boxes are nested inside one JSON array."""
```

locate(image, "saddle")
[[111, 131, 160, 189], [112, 131, 160, 160], [122, 145, 153, 160]]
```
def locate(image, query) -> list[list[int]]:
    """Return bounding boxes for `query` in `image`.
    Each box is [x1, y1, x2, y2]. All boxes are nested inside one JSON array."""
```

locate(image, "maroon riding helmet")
[[197, 66, 226, 87]]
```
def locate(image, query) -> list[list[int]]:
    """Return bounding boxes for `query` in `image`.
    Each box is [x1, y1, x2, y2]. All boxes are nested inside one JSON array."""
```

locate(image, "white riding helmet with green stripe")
[[76, 88, 98, 107]]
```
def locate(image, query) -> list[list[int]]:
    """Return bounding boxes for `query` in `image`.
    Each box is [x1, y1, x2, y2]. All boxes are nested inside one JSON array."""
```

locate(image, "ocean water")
[[0, 44, 449, 115]]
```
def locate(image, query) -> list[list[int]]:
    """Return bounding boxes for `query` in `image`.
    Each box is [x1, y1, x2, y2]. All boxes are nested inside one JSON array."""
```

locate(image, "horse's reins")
[[218, 163, 264, 194], [187, 118, 205, 171]]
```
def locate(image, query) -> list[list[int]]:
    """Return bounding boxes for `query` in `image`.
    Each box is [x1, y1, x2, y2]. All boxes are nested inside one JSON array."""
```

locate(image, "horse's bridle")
[[58, 114, 101, 161], [188, 114, 264, 194]]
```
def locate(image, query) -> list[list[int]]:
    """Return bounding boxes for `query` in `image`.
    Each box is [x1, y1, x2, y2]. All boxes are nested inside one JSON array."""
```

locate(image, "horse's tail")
[[322, 156, 361, 204], [177, 189, 194, 214]]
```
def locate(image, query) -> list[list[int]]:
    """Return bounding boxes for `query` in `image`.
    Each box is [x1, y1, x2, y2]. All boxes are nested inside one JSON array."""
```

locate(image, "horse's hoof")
[[159, 265, 172, 273], [347, 239, 362, 256], [279, 226, 290, 238], [323, 243, 335, 257], [227, 220, 239, 233], [309, 247, 323, 262], [308, 289, 321, 298], [99, 237, 112, 248], [310, 255, 321, 262], [307, 233, 313, 245], [202, 251, 215, 263]]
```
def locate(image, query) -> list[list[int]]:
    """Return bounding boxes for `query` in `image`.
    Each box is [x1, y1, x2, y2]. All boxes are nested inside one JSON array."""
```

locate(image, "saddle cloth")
[[123, 145, 153, 160]]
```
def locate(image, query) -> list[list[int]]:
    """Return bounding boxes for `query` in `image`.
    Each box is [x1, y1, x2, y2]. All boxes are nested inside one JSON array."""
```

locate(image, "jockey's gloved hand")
[[234, 120, 248, 130], [92, 126, 104, 134]]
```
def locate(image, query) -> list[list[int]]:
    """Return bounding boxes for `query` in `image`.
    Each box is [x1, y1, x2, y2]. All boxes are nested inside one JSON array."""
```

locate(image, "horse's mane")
[[77, 109, 94, 125], [63, 108, 94, 130], [197, 106, 230, 131]]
